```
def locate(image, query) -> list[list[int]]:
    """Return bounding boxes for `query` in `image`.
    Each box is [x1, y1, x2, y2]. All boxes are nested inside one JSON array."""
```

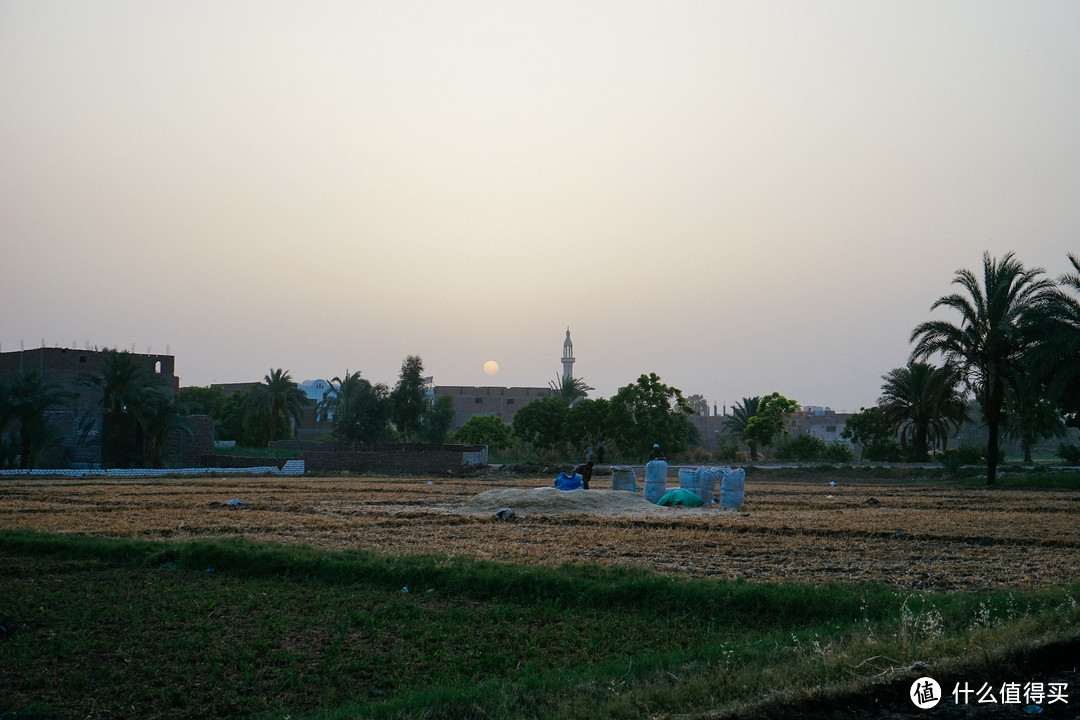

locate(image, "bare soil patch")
[[2, 473, 1078, 591]]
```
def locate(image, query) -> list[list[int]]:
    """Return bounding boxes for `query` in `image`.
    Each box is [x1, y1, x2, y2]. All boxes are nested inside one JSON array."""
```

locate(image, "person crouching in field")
[[572, 461, 594, 489]]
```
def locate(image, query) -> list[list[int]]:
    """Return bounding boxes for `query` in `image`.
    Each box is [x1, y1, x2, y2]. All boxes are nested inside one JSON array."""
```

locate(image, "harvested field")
[[2, 473, 1078, 591]]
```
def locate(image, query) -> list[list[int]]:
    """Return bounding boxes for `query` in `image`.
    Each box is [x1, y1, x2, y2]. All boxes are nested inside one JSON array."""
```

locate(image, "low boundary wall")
[[0, 459, 306, 478], [298, 443, 488, 475], [2, 443, 491, 478]]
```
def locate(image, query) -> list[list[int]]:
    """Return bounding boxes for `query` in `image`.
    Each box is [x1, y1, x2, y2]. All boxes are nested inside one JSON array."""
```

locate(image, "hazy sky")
[[3, 1, 1078, 412]]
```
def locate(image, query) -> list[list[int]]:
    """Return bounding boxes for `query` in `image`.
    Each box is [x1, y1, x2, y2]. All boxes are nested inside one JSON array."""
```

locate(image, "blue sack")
[[554, 472, 584, 491]]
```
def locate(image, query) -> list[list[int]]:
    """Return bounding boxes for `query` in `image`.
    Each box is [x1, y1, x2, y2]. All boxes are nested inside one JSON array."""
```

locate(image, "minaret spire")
[[561, 327, 575, 380]]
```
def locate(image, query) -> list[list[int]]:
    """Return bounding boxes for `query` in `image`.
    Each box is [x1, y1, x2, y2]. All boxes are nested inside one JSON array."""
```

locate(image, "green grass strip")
[[3, 529, 1078, 720], [0, 528, 899, 626]]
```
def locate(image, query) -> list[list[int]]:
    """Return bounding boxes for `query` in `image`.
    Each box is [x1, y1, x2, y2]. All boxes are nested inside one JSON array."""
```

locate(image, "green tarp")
[[655, 488, 704, 507]]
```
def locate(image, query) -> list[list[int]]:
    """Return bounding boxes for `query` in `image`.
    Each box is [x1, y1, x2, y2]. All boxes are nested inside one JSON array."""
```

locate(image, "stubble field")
[[3, 471, 1078, 591]]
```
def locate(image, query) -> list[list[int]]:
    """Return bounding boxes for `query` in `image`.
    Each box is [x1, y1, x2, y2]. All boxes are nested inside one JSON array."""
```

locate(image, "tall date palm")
[[245, 369, 307, 445], [1034, 253, 1080, 420], [910, 252, 1055, 485]]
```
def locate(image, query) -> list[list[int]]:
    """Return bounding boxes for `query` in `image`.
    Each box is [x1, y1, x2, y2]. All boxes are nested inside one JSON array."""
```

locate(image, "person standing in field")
[[648, 443, 666, 462]]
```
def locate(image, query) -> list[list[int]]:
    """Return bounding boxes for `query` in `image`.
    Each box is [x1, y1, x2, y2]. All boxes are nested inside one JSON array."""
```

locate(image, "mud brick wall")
[[198, 454, 289, 470], [301, 444, 488, 475], [167, 414, 214, 465]]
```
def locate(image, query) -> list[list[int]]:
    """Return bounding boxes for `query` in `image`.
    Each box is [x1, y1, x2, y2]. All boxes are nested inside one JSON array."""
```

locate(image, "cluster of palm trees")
[[0, 350, 189, 469], [82, 351, 191, 468], [705, 252, 1079, 484], [902, 252, 1079, 484], [0, 353, 455, 469], [0, 368, 72, 468]]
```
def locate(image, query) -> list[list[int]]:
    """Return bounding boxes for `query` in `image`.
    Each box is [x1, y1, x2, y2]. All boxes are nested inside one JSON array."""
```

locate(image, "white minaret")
[[562, 327, 575, 380]]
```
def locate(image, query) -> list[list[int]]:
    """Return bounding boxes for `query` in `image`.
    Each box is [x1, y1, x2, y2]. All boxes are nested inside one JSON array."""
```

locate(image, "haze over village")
[[4, 2, 1079, 416]]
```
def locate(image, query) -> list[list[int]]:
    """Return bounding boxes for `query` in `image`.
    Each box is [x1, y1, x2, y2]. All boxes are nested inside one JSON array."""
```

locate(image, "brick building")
[[785, 406, 854, 445], [433, 385, 554, 430]]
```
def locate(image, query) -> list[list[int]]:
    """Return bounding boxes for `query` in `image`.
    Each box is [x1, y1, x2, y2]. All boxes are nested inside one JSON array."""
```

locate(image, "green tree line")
[[180, 355, 456, 451], [4, 252, 1077, 477], [456, 373, 807, 463]]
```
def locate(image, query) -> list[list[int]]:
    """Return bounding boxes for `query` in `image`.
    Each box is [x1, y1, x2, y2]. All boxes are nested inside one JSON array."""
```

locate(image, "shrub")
[[774, 434, 827, 461], [940, 444, 987, 473], [821, 439, 856, 463], [684, 446, 715, 464], [1057, 442, 1080, 465], [714, 439, 739, 462], [452, 415, 514, 452], [773, 436, 855, 463], [862, 440, 905, 462], [955, 444, 987, 464]]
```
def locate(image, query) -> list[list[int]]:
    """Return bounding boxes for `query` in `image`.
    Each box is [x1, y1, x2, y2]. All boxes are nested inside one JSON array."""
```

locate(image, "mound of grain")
[[455, 486, 670, 517]]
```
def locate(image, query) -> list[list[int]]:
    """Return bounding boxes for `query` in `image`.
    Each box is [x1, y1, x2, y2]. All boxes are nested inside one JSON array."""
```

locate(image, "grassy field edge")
[[3, 529, 1078, 719]]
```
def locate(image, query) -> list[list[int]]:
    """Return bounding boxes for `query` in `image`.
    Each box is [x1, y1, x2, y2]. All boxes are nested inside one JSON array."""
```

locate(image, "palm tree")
[[725, 396, 761, 460], [911, 251, 1055, 485], [879, 361, 968, 461], [0, 380, 12, 467], [549, 374, 593, 407], [143, 397, 193, 469], [80, 350, 169, 468], [245, 369, 307, 445], [317, 371, 364, 424], [1032, 253, 1080, 421], [7, 368, 72, 469], [318, 371, 391, 448]]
